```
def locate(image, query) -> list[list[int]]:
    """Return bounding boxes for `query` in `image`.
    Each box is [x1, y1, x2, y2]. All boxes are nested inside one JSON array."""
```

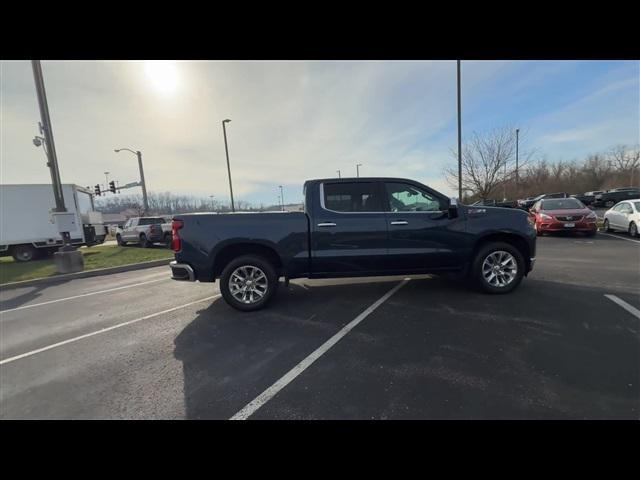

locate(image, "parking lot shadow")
[[172, 279, 408, 419], [0, 278, 72, 311]]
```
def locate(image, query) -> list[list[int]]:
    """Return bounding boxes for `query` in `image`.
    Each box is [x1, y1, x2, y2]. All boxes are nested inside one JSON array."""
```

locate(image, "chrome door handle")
[[390, 221, 408, 225], [317, 222, 337, 227]]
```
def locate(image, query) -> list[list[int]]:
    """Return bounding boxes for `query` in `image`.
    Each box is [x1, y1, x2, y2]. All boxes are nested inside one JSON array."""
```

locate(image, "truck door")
[[310, 181, 389, 275], [382, 181, 463, 271], [125, 218, 138, 241]]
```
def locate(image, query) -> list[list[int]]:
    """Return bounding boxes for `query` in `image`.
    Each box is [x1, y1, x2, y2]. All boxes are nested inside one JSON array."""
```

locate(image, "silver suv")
[[115, 217, 172, 248]]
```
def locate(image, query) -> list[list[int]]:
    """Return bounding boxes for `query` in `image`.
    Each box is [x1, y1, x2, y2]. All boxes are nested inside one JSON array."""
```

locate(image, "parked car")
[[116, 216, 172, 247], [570, 191, 603, 206], [471, 199, 518, 208], [518, 192, 568, 211], [603, 200, 640, 237], [529, 197, 597, 236], [593, 188, 640, 208], [170, 177, 537, 311]]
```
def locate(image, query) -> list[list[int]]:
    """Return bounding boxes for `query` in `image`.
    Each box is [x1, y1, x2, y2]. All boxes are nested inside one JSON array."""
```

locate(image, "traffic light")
[[109, 180, 116, 194], [94, 184, 101, 196]]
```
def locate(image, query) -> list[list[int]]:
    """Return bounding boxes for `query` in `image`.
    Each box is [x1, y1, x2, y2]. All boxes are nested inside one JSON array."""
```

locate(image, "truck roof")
[[304, 177, 421, 185]]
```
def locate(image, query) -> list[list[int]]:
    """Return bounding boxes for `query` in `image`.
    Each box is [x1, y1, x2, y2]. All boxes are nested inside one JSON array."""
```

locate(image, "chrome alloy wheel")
[[481, 250, 518, 288], [229, 265, 268, 304]]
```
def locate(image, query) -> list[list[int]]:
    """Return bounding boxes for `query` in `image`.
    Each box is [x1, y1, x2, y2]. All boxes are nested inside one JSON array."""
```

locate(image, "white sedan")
[[603, 199, 640, 237]]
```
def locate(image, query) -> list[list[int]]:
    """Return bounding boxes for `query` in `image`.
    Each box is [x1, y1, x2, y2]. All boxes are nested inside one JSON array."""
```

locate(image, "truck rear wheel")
[[139, 233, 151, 248], [116, 234, 127, 246], [471, 242, 525, 294], [12, 244, 38, 262], [220, 255, 278, 311]]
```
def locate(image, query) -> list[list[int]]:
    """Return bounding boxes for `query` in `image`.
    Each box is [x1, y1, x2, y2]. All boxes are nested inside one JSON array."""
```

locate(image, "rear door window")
[[322, 182, 382, 212]]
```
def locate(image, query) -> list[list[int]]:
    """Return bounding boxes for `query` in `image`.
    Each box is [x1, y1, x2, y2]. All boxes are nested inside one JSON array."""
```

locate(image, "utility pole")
[[136, 150, 149, 213], [337, 169, 341, 178], [114, 148, 149, 214], [356, 163, 362, 177], [31, 60, 83, 272], [457, 60, 463, 201], [222, 119, 235, 212], [279, 185, 284, 211]]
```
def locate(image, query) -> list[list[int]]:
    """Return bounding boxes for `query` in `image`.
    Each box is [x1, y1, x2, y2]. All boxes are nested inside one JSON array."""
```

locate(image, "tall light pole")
[[32, 60, 83, 272], [114, 148, 149, 214], [457, 60, 463, 201], [31, 60, 76, 251], [356, 163, 362, 177], [337, 169, 341, 178], [104, 171, 110, 189], [515, 128, 520, 196], [279, 185, 284, 211], [222, 119, 235, 213]]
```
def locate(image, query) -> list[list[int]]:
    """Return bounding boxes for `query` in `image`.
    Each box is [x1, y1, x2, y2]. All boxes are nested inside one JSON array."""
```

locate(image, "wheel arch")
[[212, 242, 283, 279]]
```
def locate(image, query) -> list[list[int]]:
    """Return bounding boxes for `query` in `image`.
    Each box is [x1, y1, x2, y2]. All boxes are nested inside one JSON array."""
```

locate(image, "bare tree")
[[608, 144, 640, 186], [446, 126, 533, 201]]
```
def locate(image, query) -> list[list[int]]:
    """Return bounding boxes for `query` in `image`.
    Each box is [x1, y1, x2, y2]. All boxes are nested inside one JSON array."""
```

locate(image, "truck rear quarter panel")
[[174, 212, 309, 281]]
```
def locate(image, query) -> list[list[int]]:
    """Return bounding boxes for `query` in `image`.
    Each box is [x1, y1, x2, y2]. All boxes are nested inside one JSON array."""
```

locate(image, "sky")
[[1, 60, 638, 206]]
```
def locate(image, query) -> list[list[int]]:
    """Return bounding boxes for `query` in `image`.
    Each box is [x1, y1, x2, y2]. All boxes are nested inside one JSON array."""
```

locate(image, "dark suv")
[[594, 188, 640, 207]]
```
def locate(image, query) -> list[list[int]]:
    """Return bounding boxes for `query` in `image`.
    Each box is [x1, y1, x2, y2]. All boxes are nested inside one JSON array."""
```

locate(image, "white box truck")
[[0, 184, 107, 262]]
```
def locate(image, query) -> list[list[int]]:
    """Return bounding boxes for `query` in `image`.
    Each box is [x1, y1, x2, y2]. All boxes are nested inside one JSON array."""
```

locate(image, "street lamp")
[[356, 163, 362, 177], [279, 185, 284, 211], [222, 119, 235, 213], [104, 171, 110, 189], [457, 60, 463, 201], [114, 147, 149, 214], [337, 169, 341, 178], [515, 128, 520, 195]]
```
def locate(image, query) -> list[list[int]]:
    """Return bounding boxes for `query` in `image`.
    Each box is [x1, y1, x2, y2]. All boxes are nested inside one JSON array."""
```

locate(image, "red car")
[[529, 197, 598, 236]]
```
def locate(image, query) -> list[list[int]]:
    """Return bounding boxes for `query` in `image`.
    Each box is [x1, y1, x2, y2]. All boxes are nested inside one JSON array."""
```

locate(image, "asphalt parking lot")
[[1, 231, 638, 419]]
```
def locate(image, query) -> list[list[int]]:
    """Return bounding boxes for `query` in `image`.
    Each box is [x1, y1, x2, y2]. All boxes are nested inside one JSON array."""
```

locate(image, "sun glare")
[[144, 60, 179, 94]]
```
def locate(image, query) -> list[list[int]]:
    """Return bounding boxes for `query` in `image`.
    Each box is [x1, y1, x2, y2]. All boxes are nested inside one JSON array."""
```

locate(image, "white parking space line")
[[597, 232, 640, 244], [0, 295, 219, 365], [0, 278, 168, 314], [604, 294, 640, 320], [230, 278, 410, 420]]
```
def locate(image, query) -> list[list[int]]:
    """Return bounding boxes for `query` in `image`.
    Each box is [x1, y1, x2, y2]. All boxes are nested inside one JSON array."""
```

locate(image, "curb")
[[0, 258, 172, 290]]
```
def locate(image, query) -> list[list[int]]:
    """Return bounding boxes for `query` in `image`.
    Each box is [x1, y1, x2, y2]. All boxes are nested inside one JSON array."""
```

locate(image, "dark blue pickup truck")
[[170, 178, 536, 311]]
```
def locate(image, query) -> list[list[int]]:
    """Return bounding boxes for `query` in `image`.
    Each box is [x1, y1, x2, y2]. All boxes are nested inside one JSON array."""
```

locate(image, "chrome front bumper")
[[170, 261, 195, 281]]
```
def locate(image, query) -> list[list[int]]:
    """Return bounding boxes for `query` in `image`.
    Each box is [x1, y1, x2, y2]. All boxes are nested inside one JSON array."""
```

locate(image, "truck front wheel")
[[472, 242, 525, 294], [220, 255, 279, 311], [12, 244, 38, 262]]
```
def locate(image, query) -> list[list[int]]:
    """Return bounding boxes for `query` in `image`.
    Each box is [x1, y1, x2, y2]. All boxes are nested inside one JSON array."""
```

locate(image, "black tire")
[[630, 222, 639, 238], [116, 234, 127, 246], [139, 233, 150, 248], [603, 219, 613, 232], [164, 233, 172, 249], [471, 241, 525, 294], [219, 255, 279, 311], [12, 244, 38, 262]]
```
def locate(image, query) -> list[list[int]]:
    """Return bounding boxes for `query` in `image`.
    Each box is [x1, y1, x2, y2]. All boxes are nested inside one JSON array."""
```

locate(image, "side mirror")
[[448, 197, 458, 219]]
